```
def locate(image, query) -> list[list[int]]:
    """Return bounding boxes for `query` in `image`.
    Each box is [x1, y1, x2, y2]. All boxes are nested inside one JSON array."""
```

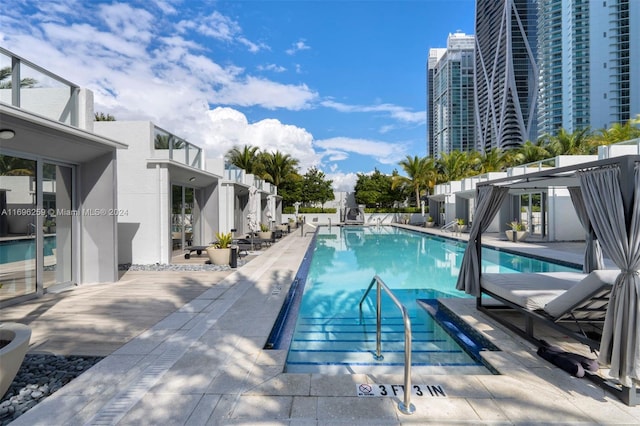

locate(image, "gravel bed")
[[0, 354, 103, 426], [118, 261, 247, 272]]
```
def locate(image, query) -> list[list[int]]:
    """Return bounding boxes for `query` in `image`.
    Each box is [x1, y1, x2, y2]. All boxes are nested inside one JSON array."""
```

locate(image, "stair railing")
[[440, 219, 457, 232], [358, 275, 415, 415]]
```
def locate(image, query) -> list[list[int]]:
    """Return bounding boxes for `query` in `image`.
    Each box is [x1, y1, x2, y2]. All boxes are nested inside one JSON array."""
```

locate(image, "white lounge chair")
[[477, 269, 619, 350]]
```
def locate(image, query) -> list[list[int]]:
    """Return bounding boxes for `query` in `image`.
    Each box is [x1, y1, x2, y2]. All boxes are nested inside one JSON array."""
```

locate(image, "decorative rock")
[[0, 354, 102, 426]]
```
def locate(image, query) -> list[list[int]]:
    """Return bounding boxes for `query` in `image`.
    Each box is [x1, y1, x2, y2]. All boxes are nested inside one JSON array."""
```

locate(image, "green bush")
[[283, 207, 337, 214], [363, 207, 424, 214]]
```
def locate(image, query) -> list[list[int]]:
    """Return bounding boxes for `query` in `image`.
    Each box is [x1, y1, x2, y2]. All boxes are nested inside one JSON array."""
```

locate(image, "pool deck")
[[2, 224, 640, 425]]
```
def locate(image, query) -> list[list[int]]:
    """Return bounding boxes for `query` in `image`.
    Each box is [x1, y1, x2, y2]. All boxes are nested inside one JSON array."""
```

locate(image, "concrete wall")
[[94, 121, 164, 264], [547, 187, 583, 241], [78, 151, 118, 283]]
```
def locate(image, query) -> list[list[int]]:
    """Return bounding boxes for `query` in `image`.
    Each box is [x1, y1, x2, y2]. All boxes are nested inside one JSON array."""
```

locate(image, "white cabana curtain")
[[578, 166, 640, 388], [247, 186, 260, 232], [568, 186, 605, 272], [456, 185, 510, 297]]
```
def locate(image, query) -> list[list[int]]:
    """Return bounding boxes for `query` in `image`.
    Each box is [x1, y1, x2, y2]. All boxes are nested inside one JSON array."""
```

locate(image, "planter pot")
[[258, 231, 272, 240], [289, 222, 297, 229], [0, 322, 31, 398], [453, 224, 467, 233], [505, 230, 529, 242], [206, 247, 231, 265], [425, 221, 435, 228]]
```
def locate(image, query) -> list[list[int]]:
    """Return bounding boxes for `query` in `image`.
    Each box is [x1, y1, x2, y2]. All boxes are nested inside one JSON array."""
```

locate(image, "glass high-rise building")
[[427, 47, 446, 157], [537, 0, 640, 135], [474, 0, 539, 151], [427, 32, 476, 159]]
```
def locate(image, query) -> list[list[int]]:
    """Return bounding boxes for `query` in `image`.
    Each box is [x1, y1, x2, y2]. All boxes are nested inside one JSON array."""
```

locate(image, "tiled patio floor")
[[2, 224, 639, 425]]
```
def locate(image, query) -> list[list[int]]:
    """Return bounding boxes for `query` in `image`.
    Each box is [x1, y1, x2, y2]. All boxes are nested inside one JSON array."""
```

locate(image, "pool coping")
[[7, 224, 640, 424]]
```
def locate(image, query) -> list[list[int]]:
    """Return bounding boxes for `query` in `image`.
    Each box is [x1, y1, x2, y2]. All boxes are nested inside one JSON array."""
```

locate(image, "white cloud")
[[204, 107, 321, 172], [215, 77, 317, 110], [326, 171, 358, 192], [286, 39, 311, 55], [0, 2, 417, 188], [314, 137, 409, 165], [177, 11, 268, 53], [257, 63, 287, 73], [98, 3, 155, 43], [321, 100, 426, 125]]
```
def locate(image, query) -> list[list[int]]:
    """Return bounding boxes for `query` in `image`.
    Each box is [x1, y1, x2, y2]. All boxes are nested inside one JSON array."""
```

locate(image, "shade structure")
[[266, 195, 275, 222], [456, 185, 509, 297], [247, 186, 260, 232], [579, 165, 640, 388], [568, 186, 605, 272]]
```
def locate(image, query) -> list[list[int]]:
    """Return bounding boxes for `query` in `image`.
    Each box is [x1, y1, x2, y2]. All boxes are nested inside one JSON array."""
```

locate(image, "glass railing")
[[224, 164, 244, 182], [152, 126, 202, 169], [0, 47, 79, 126], [598, 138, 640, 159]]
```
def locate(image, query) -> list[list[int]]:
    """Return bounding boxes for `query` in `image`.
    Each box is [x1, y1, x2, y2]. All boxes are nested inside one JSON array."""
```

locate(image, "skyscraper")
[[537, 0, 640, 135], [427, 32, 476, 159], [474, 0, 538, 151], [427, 47, 446, 157]]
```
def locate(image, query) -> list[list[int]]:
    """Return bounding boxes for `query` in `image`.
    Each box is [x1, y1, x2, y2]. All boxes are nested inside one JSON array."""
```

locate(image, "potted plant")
[[44, 219, 56, 234], [425, 216, 435, 228], [288, 217, 297, 229], [258, 223, 272, 240], [455, 218, 467, 233], [505, 220, 528, 242], [206, 232, 233, 265]]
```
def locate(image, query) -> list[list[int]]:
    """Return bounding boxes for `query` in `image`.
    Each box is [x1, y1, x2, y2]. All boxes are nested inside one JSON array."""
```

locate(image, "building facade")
[[427, 48, 446, 157], [428, 33, 476, 158], [1, 47, 126, 306], [475, 0, 539, 151], [537, 0, 640, 135]]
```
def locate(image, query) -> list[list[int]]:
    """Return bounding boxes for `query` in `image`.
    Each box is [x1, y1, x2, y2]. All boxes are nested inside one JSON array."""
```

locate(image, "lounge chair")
[[477, 269, 619, 350]]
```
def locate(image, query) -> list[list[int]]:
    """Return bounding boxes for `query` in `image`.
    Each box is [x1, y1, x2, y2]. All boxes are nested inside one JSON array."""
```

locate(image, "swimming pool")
[[275, 225, 580, 374], [0, 236, 56, 264]]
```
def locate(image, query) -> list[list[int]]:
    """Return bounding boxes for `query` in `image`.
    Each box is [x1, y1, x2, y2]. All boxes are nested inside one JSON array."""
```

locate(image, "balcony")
[[152, 126, 202, 169], [0, 47, 79, 127]]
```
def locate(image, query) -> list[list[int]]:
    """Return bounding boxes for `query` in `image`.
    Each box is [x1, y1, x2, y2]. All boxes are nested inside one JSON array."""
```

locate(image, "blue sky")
[[0, 0, 475, 190]]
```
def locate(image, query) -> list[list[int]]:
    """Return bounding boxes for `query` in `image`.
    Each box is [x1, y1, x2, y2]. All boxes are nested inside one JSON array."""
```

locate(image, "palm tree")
[[593, 119, 640, 145], [154, 134, 184, 150], [260, 150, 299, 186], [513, 140, 552, 164], [391, 155, 429, 207], [543, 127, 594, 156], [436, 150, 474, 183], [0, 66, 37, 89], [477, 148, 508, 173], [225, 145, 262, 175]]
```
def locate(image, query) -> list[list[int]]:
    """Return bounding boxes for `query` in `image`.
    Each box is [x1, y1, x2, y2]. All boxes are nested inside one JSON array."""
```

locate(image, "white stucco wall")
[[547, 187, 584, 241], [94, 121, 167, 264], [79, 151, 119, 283]]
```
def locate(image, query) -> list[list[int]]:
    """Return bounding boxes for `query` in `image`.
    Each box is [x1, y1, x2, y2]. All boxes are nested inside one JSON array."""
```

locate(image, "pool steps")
[[286, 310, 483, 373]]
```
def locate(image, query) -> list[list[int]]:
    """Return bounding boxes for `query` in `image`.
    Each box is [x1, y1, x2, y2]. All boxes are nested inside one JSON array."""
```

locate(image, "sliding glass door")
[[42, 163, 73, 288], [0, 154, 75, 302], [171, 185, 197, 256]]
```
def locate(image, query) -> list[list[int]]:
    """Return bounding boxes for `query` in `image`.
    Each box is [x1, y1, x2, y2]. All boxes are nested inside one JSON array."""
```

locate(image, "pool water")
[[283, 226, 579, 374], [0, 236, 56, 264]]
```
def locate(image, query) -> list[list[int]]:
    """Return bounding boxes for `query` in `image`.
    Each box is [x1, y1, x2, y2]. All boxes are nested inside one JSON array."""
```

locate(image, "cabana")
[[455, 154, 640, 406]]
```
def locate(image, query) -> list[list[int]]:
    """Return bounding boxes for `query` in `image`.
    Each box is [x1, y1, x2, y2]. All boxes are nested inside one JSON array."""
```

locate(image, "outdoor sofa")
[[477, 269, 620, 350]]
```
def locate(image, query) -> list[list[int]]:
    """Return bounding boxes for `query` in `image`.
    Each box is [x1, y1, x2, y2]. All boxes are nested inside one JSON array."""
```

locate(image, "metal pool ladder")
[[358, 275, 416, 415]]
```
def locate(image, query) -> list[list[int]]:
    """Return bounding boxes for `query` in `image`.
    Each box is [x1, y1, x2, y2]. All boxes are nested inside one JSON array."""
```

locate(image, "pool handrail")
[[358, 275, 416, 415]]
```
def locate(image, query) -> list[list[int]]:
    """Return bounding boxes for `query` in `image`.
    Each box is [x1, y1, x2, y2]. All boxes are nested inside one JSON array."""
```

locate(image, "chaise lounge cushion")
[[480, 271, 586, 311], [543, 269, 619, 318]]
